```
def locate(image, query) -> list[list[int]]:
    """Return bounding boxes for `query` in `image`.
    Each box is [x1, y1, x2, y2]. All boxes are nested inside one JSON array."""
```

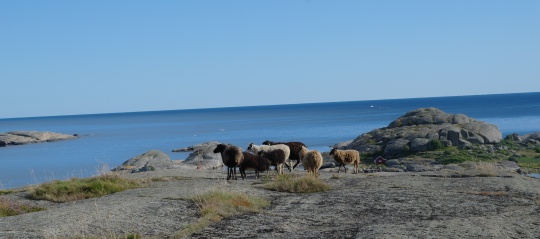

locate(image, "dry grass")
[[0, 197, 45, 217], [29, 173, 142, 203], [262, 174, 331, 193], [471, 162, 499, 177], [174, 189, 270, 238]]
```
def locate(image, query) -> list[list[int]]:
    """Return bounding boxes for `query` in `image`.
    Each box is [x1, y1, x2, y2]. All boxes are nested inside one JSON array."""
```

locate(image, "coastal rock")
[[0, 131, 78, 146], [115, 150, 173, 171], [331, 141, 351, 150], [517, 132, 540, 145], [172, 141, 222, 153], [345, 108, 503, 157], [181, 142, 224, 169]]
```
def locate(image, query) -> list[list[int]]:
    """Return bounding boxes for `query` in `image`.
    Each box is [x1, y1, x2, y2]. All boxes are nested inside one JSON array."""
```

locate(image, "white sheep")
[[248, 143, 291, 174], [248, 143, 291, 175], [329, 148, 360, 174], [298, 146, 323, 178]]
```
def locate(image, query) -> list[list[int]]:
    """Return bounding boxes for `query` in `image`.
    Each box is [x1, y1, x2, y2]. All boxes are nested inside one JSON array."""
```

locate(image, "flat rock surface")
[[1, 168, 540, 238], [0, 131, 77, 146]]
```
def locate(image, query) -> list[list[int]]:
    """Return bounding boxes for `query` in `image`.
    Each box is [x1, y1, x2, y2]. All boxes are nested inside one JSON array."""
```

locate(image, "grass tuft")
[[0, 197, 45, 217], [262, 174, 331, 193], [174, 189, 270, 238], [29, 173, 141, 203]]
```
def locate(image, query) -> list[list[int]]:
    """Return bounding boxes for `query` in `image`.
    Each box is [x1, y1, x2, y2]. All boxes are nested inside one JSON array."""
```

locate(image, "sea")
[[1, 92, 540, 189]]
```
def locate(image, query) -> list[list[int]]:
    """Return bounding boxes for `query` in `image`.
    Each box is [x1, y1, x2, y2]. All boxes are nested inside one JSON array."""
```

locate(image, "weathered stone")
[[181, 142, 224, 169], [410, 138, 430, 152], [331, 141, 351, 150], [384, 138, 410, 156], [344, 108, 503, 157], [406, 164, 425, 172], [385, 159, 401, 167], [0, 131, 78, 146], [118, 150, 173, 170], [172, 141, 221, 152], [320, 162, 336, 169]]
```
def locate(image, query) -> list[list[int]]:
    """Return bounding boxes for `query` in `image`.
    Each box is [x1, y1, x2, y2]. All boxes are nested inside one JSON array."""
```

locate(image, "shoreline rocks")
[[345, 108, 503, 157], [0, 131, 78, 147]]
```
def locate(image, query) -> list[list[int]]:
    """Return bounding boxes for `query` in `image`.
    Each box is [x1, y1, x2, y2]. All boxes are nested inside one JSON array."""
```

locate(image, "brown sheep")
[[329, 148, 360, 174], [298, 146, 323, 178]]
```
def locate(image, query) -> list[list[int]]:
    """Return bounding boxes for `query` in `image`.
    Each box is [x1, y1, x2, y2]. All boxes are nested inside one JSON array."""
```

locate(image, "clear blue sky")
[[1, 1, 538, 119]]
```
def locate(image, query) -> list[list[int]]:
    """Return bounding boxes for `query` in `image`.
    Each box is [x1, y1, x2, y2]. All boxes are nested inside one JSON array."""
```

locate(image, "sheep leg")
[[292, 159, 301, 169], [240, 167, 246, 180], [227, 167, 231, 180], [233, 167, 238, 180]]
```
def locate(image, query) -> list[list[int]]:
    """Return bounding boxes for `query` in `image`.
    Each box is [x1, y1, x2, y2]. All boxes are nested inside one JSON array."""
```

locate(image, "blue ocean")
[[1, 93, 540, 189]]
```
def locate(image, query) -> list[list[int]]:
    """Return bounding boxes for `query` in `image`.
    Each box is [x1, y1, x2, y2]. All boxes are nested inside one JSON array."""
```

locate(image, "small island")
[[0, 131, 78, 147]]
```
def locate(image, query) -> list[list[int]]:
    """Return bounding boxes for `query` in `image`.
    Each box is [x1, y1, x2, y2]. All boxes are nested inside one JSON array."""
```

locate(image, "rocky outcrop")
[[115, 150, 173, 172], [176, 141, 224, 169], [0, 131, 78, 146], [172, 141, 222, 152], [510, 132, 540, 145], [346, 108, 503, 157]]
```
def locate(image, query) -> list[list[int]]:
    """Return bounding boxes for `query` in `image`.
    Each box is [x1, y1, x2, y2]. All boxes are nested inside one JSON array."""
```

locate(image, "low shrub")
[[0, 197, 45, 217], [262, 174, 331, 193], [29, 173, 141, 202]]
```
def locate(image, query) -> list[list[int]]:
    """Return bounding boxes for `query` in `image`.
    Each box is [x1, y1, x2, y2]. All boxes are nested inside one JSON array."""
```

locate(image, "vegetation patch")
[[262, 174, 331, 193], [175, 189, 270, 238], [0, 190, 13, 195], [29, 173, 141, 203], [0, 197, 45, 217]]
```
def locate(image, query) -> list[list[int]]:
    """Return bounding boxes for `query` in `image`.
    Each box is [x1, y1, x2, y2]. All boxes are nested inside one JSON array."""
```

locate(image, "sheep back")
[[214, 144, 243, 167], [299, 146, 323, 177], [262, 140, 306, 161], [330, 148, 360, 173], [248, 143, 290, 160]]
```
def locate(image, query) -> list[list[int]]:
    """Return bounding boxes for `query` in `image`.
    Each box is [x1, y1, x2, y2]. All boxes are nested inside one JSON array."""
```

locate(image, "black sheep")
[[262, 140, 307, 171], [213, 144, 244, 180], [258, 149, 286, 175], [239, 152, 271, 179]]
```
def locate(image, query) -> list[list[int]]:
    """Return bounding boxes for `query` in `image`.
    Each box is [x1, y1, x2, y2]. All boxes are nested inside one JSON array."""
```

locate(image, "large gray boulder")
[[0, 131, 78, 146], [180, 141, 224, 169], [346, 108, 502, 157], [115, 150, 173, 171]]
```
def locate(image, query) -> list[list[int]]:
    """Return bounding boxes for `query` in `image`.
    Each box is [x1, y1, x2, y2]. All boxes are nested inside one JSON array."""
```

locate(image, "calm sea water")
[[1, 93, 540, 189]]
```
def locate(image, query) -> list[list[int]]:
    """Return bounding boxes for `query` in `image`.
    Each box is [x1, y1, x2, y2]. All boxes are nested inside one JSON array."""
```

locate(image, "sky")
[[1, 1, 539, 119]]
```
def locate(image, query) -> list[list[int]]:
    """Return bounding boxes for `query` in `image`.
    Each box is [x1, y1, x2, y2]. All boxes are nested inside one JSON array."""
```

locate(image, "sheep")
[[257, 149, 287, 175], [213, 144, 244, 180], [298, 146, 323, 178], [329, 148, 360, 174], [239, 152, 271, 179], [262, 140, 307, 171], [247, 143, 290, 173]]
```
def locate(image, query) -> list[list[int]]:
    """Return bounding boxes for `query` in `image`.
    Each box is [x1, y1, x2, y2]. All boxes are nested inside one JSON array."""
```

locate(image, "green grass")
[[513, 156, 540, 170], [174, 189, 270, 238], [0, 190, 13, 195], [0, 197, 45, 217], [29, 173, 142, 203], [262, 174, 331, 193]]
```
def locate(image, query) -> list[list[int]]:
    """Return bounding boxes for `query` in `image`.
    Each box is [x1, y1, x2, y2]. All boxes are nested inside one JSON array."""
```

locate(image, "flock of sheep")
[[213, 140, 361, 180]]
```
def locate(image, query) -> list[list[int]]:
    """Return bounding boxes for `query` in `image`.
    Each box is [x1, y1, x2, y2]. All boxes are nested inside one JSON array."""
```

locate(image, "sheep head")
[[213, 144, 228, 154]]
